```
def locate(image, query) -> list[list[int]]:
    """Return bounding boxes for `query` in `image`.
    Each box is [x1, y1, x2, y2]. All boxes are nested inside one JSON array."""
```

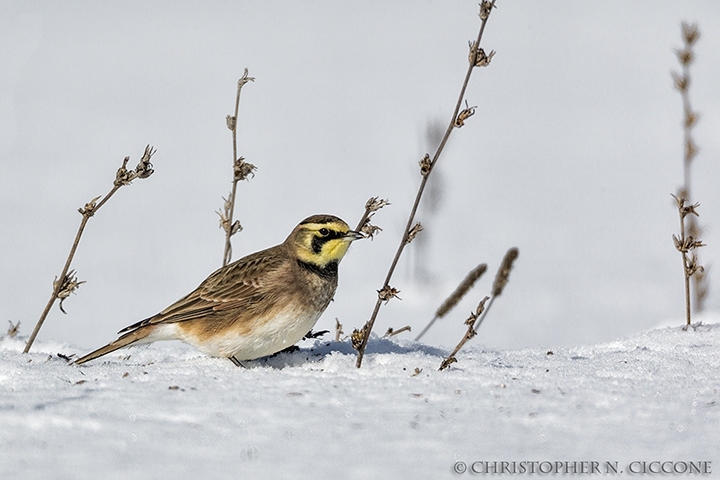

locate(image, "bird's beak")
[[343, 230, 365, 242]]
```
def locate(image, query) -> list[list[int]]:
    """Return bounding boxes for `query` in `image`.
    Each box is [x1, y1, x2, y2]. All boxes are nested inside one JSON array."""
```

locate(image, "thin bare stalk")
[[24, 146, 156, 353], [334, 318, 344, 342], [680, 205, 691, 327], [672, 194, 705, 328], [439, 297, 489, 371], [438, 247, 518, 371], [221, 69, 255, 266], [384, 325, 411, 337], [354, 1, 497, 368], [415, 263, 487, 341], [672, 22, 707, 312]]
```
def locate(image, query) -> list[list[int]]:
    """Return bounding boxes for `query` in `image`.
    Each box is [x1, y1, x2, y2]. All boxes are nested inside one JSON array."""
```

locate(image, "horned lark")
[[75, 214, 362, 366]]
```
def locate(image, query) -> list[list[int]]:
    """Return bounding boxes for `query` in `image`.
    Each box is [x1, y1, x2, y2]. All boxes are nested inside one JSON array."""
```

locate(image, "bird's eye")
[[319, 228, 330, 237]]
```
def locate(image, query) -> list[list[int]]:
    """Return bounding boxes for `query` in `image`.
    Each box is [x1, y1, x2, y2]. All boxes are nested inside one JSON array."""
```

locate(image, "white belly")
[[151, 307, 323, 361]]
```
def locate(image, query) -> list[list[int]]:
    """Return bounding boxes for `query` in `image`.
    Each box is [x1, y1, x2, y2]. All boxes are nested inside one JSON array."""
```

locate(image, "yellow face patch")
[[293, 220, 355, 267]]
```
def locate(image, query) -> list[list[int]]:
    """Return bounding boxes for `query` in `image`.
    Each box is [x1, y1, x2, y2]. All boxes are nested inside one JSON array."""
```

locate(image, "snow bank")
[[1, 324, 718, 479]]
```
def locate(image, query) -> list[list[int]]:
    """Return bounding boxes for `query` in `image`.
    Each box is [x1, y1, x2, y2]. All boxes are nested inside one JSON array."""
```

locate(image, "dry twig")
[[334, 318, 344, 342], [221, 69, 256, 266], [354, 1, 498, 368], [672, 194, 705, 328], [672, 22, 708, 312], [438, 248, 518, 370], [24, 146, 156, 353], [384, 325, 411, 337], [439, 297, 489, 371]]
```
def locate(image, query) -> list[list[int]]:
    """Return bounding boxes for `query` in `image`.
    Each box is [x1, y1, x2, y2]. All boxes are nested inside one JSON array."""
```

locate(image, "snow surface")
[[1, 323, 719, 479]]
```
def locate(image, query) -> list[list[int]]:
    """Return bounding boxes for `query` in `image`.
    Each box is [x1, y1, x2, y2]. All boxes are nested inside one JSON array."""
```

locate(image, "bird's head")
[[289, 214, 363, 269]]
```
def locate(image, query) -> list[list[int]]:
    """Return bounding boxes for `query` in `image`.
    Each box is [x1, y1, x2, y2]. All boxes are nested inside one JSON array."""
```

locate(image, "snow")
[[1, 322, 719, 479]]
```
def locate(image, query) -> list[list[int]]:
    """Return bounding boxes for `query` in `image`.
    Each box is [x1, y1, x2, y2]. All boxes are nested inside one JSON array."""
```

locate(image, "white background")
[[2, 1, 719, 352]]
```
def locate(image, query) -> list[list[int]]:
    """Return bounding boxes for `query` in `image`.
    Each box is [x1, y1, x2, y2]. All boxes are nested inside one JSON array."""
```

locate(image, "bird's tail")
[[74, 326, 155, 365]]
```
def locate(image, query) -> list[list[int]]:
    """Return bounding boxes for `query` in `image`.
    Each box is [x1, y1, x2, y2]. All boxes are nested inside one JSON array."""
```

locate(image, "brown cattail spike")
[[492, 247, 519, 296], [436, 263, 488, 319]]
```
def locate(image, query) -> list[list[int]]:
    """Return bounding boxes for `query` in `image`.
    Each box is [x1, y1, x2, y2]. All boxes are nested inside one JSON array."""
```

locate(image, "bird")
[[74, 214, 363, 366]]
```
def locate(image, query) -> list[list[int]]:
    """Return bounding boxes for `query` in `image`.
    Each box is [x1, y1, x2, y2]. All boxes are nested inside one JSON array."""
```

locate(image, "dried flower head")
[[468, 41, 496, 67], [681, 22, 700, 45], [672, 71, 689, 92], [351, 327, 367, 350], [676, 48, 694, 66], [78, 195, 102, 217], [378, 285, 401, 304], [114, 145, 155, 186], [454, 100, 477, 128], [134, 145, 156, 179], [405, 222, 424, 244], [684, 110, 700, 129], [479, 1, 495, 20], [7, 320, 20, 338], [672, 194, 700, 219], [234, 157, 257, 182], [53, 270, 86, 314], [114, 157, 133, 186], [685, 252, 704, 277], [365, 196, 390, 212], [361, 221, 383, 240], [238, 68, 255, 88], [419, 153, 432, 177], [356, 197, 389, 240]]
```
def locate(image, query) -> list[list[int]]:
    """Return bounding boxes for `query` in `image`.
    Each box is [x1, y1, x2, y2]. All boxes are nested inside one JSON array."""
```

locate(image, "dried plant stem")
[[385, 325, 411, 337], [672, 22, 707, 312], [415, 263, 487, 341], [679, 205, 691, 327], [672, 194, 704, 328], [221, 69, 255, 266], [355, 1, 497, 368], [24, 209, 96, 353], [438, 247, 518, 371], [24, 146, 156, 353], [439, 297, 489, 371], [334, 318, 344, 342]]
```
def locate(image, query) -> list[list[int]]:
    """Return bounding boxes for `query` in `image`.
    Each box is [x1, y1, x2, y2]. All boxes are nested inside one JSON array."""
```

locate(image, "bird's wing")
[[118, 245, 287, 333]]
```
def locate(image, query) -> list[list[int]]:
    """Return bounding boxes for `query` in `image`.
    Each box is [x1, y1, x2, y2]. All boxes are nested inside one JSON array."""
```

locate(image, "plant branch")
[[439, 297, 489, 371], [672, 194, 704, 328], [354, 1, 497, 368], [221, 69, 255, 266], [24, 146, 156, 353]]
